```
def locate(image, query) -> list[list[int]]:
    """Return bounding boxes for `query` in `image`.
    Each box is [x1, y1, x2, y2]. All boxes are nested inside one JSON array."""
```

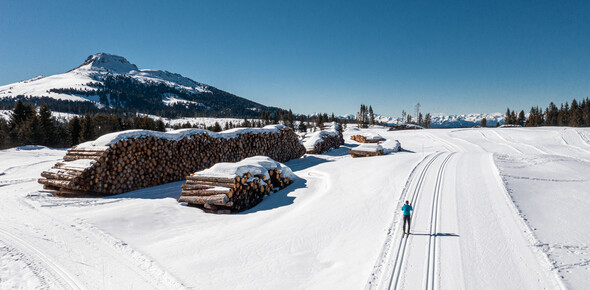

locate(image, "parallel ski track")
[[385, 152, 444, 290], [424, 153, 454, 290], [0, 226, 85, 290]]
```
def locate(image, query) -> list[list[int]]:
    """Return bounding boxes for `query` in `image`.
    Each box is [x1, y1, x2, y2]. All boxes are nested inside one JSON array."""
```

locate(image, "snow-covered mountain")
[[373, 113, 505, 128], [0, 53, 279, 117], [430, 112, 504, 127]]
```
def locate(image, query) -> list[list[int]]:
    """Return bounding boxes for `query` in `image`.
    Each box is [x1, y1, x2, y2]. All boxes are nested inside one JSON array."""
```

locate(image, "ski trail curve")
[[0, 226, 85, 290]]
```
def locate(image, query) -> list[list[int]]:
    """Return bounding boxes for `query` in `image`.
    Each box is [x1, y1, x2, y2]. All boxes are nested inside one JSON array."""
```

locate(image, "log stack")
[[39, 126, 305, 197], [179, 157, 294, 213], [350, 134, 384, 143], [349, 144, 385, 158], [303, 122, 344, 154]]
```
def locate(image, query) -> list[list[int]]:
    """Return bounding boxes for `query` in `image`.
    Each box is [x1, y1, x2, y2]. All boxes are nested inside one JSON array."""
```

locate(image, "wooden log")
[[181, 189, 233, 196], [181, 183, 215, 191], [184, 180, 236, 188], [43, 184, 60, 191], [69, 148, 108, 153], [185, 176, 238, 183], [38, 178, 77, 189], [178, 194, 232, 206], [40, 171, 79, 181], [53, 164, 89, 172]]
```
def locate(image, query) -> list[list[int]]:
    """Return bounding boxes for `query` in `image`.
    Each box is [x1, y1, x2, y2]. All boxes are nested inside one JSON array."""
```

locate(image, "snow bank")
[[193, 156, 294, 180], [77, 125, 286, 149], [381, 139, 401, 154]]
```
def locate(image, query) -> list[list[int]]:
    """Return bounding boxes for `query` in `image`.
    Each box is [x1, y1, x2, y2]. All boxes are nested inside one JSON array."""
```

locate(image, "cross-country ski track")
[[3, 127, 589, 289]]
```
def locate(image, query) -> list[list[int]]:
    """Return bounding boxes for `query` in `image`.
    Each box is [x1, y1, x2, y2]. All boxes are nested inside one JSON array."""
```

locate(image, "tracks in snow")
[[0, 226, 85, 290], [423, 153, 453, 290], [366, 152, 455, 290]]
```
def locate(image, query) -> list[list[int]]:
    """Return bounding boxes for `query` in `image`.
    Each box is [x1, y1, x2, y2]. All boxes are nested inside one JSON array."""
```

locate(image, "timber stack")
[[303, 122, 344, 154], [350, 133, 383, 143], [179, 156, 294, 213], [38, 125, 305, 197], [349, 143, 385, 158]]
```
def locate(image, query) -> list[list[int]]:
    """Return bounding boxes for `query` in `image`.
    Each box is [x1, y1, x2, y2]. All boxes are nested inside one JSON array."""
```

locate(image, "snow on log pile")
[[350, 132, 384, 143], [38, 125, 305, 196], [349, 144, 385, 158], [303, 122, 344, 154], [179, 156, 294, 213]]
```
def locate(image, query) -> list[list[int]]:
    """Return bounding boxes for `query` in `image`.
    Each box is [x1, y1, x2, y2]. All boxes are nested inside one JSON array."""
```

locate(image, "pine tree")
[[368, 106, 375, 126], [517, 110, 525, 126], [505, 108, 512, 125], [0, 118, 7, 149], [28, 114, 43, 145], [10, 99, 34, 128], [481, 118, 487, 127], [569, 99, 583, 127], [38, 104, 57, 146], [299, 122, 307, 133], [287, 109, 295, 129], [424, 113, 432, 128], [546, 102, 559, 126], [241, 117, 251, 127], [68, 116, 82, 146], [80, 114, 96, 142]]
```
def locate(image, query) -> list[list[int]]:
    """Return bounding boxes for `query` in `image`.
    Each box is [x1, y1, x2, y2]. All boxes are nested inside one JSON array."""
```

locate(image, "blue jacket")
[[402, 204, 413, 216]]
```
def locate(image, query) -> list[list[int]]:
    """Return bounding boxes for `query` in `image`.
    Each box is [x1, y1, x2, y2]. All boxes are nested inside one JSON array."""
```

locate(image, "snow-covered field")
[[1, 127, 589, 289]]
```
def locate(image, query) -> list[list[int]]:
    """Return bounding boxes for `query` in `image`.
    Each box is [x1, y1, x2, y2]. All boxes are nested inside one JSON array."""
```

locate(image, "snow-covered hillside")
[[2, 127, 588, 288], [0, 53, 278, 117], [0, 53, 209, 104]]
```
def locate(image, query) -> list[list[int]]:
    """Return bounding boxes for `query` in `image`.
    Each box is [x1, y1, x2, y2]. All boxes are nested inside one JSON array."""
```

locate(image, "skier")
[[402, 200, 413, 236]]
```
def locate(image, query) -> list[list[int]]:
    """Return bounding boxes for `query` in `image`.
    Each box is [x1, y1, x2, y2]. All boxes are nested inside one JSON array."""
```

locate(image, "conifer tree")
[[569, 99, 583, 127], [10, 99, 34, 128], [424, 113, 432, 128], [505, 108, 512, 125], [517, 110, 525, 126], [80, 114, 96, 142], [38, 104, 57, 146], [68, 116, 82, 146], [481, 118, 487, 127]]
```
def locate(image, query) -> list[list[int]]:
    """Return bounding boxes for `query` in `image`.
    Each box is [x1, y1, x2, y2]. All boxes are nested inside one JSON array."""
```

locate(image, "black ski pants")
[[403, 215, 411, 233]]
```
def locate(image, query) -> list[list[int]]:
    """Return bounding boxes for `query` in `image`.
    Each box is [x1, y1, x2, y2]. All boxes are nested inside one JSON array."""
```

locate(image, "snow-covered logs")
[[349, 143, 385, 158], [179, 156, 294, 213], [38, 125, 305, 197], [348, 139, 401, 157], [303, 122, 344, 154], [350, 133, 384, 143]]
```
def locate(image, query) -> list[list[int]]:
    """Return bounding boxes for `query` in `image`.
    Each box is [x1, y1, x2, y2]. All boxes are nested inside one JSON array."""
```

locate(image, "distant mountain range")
[[373, 113, 505, 128], [320, 112, 505, 128], [0, 53, 281, 117]]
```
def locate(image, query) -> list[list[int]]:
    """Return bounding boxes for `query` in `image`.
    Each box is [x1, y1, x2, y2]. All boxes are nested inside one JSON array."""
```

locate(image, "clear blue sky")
[[1, 0, 589, 116]]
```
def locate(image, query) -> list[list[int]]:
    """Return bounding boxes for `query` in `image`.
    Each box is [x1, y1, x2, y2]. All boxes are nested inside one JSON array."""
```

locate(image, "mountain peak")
[[81, 53, 138, 73]]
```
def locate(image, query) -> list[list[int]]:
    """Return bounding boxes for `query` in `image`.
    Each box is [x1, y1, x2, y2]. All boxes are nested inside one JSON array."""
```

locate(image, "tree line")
[[356, 103, 432, 128], [503, 97, 590, 127], [0, 100, 167, 149]]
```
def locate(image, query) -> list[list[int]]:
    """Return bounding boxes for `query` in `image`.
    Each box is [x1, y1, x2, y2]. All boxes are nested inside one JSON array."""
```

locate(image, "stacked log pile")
[[349, 144, 385, 158], [39, 126, 305, 197], [179, 157, 294, 213], [350, 134, 384, 143], [304, 122, 344, 154]]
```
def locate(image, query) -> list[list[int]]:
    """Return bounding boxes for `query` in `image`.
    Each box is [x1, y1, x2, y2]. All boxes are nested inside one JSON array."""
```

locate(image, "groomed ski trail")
[[366, 148, 563, 289]]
